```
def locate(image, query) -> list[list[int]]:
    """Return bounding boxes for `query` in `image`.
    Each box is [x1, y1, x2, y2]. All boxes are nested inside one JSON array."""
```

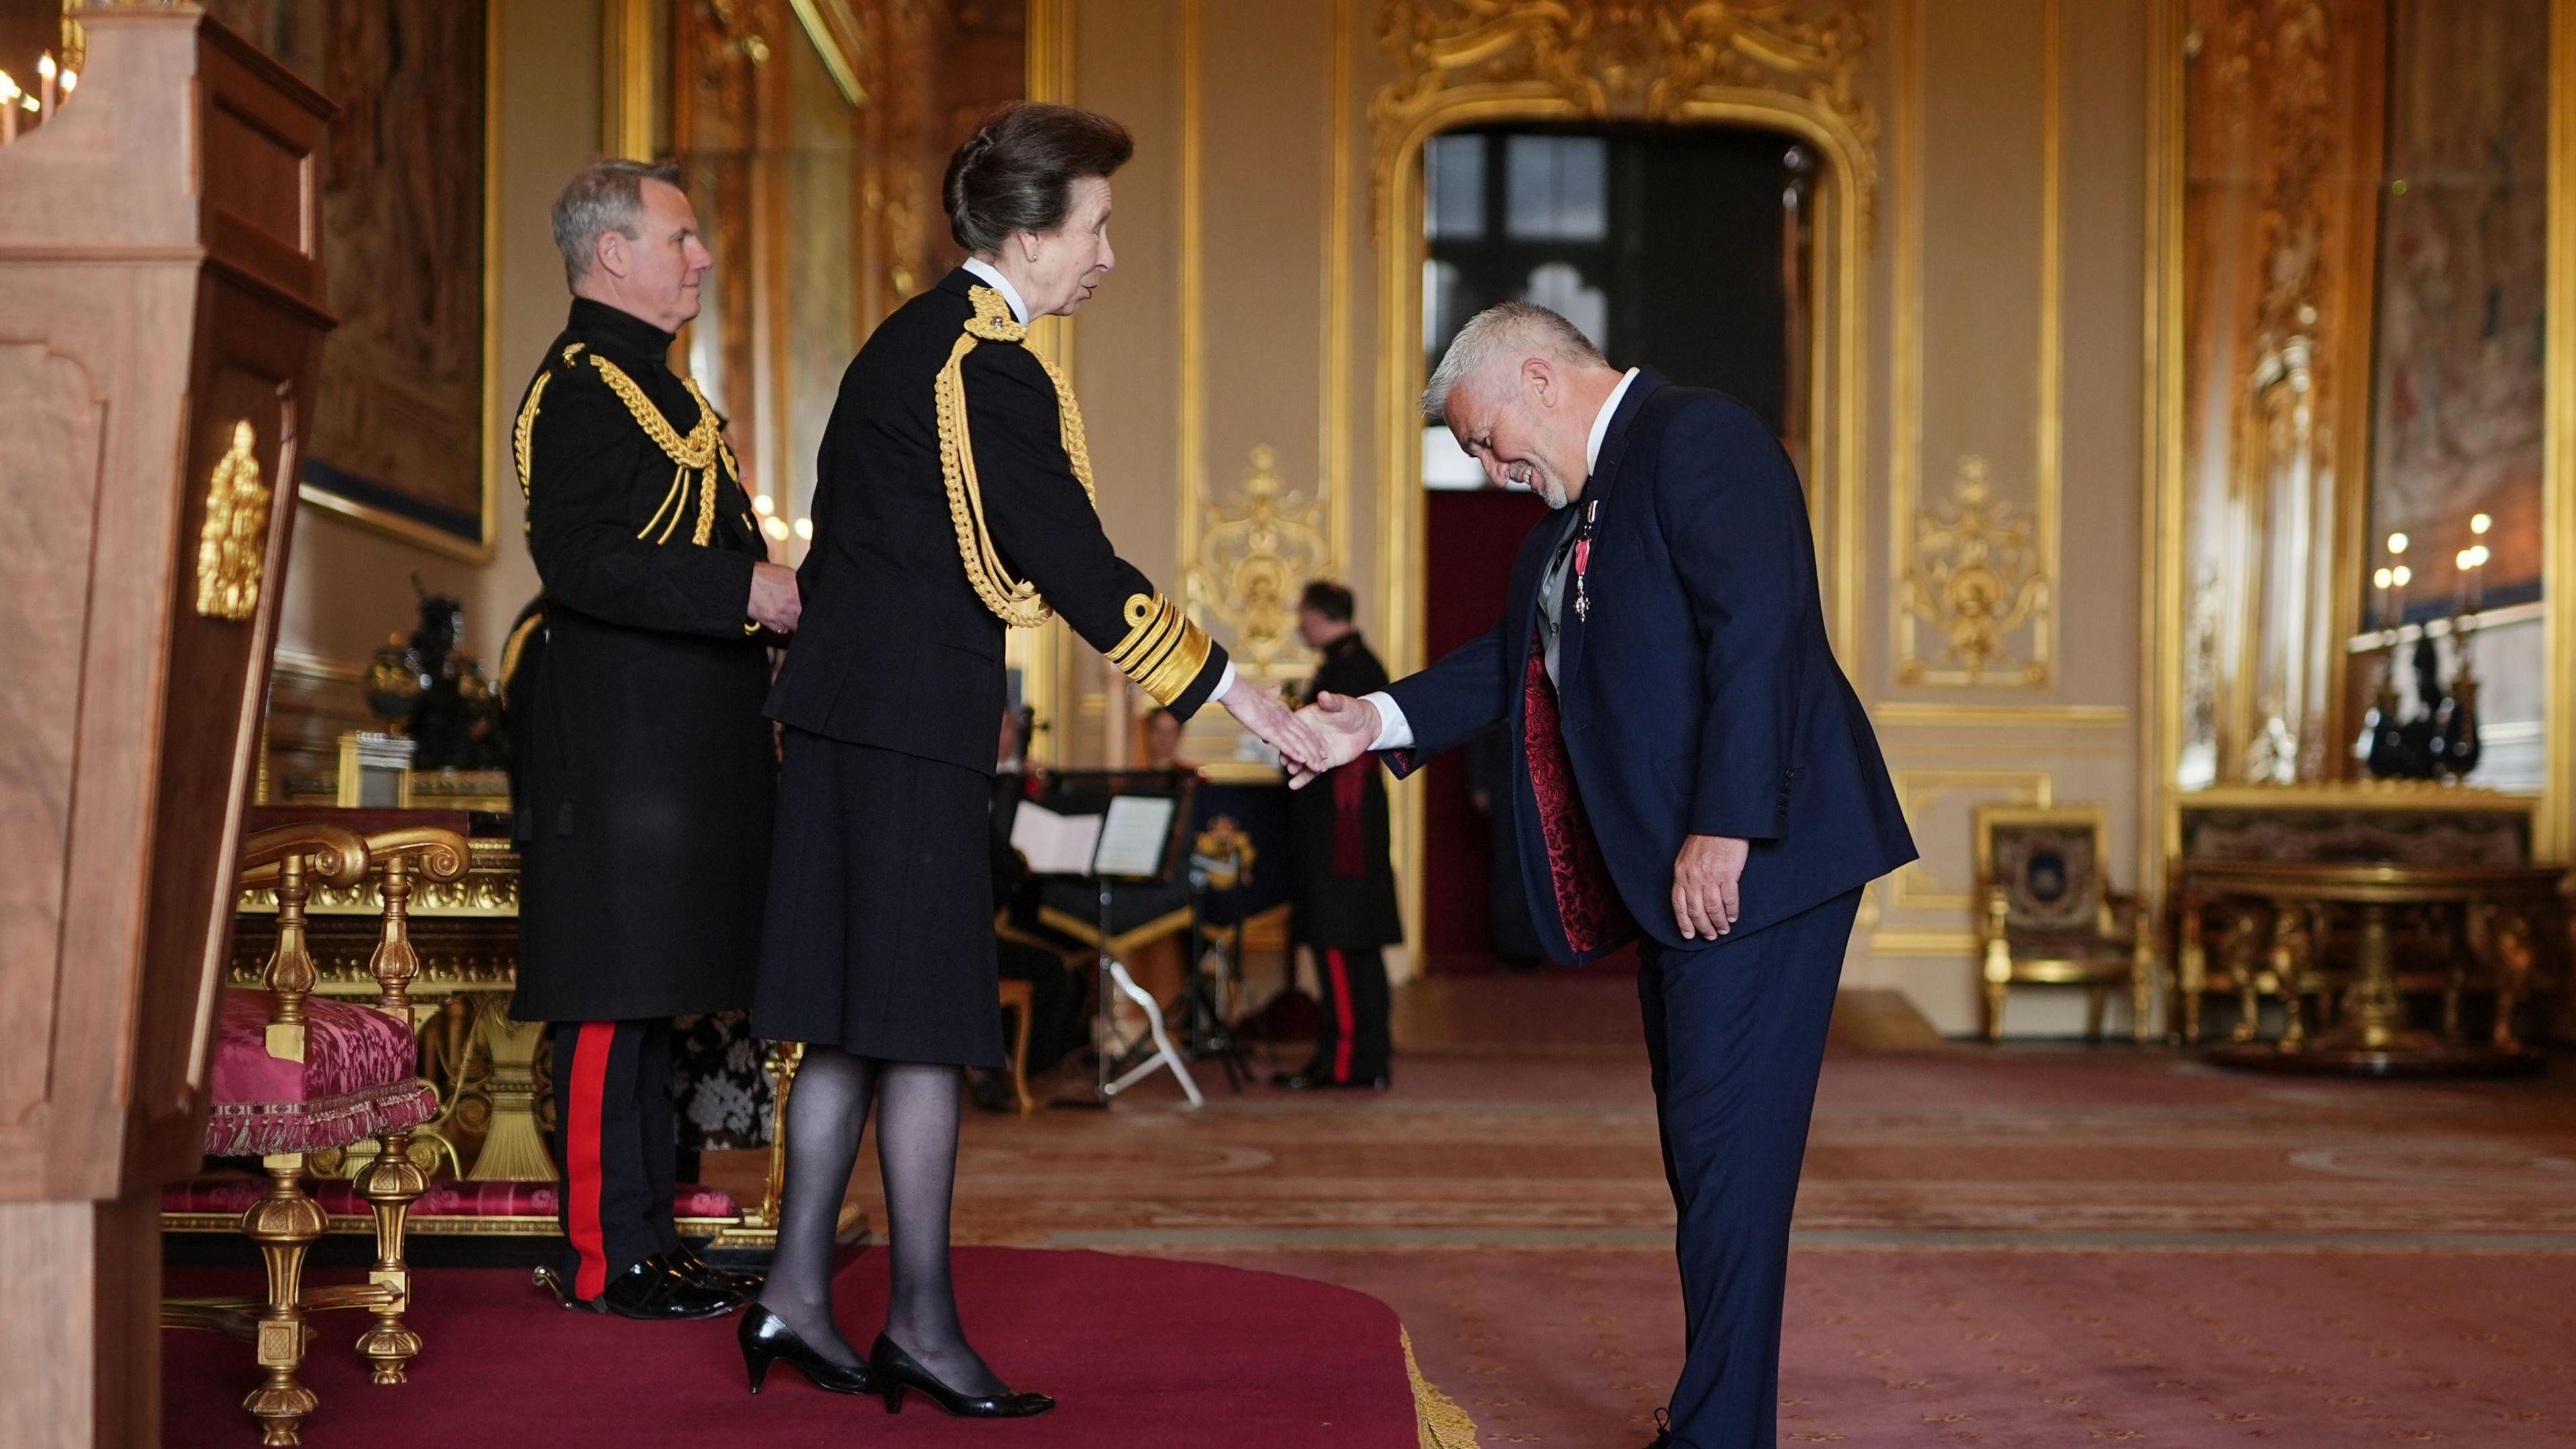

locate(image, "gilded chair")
[[340, 826, 471, 1379], [163, 822, 455, 1446], [1974, 804, 2157, 1043], [992, 910, 1091, 1114]]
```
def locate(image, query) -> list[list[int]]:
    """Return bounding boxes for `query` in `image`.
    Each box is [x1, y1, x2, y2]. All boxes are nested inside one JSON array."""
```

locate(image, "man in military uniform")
[[506, 160, 798, 1320], [1276, 580, 1403, 1091]]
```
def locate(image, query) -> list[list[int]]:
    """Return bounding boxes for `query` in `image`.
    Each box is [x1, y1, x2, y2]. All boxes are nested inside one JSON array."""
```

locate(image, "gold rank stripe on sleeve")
[[1109, 592, 1215, 708], [934, 284, 1100, 628]]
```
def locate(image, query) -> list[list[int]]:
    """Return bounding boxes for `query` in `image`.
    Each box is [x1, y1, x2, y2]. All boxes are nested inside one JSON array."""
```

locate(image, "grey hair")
[[1419, 301, 1609, 421], [551, 159, 685, 286]]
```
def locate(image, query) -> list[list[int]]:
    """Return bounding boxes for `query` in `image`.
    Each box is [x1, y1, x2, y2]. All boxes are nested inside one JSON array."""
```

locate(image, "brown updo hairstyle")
[[943, 103, 1136, 254]]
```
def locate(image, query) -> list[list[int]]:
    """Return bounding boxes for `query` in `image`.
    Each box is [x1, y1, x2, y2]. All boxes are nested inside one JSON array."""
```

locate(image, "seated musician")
[[1142, 706, 1195, 775]]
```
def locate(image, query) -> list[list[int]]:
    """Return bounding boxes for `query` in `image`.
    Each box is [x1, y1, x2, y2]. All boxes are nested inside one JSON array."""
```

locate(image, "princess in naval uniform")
[[733, 102, 1320, 1416]]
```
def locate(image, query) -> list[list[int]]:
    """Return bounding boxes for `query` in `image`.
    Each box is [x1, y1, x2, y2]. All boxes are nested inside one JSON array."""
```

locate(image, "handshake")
[[748, 561, 802, 633], [1220, 681, 1381, 791]]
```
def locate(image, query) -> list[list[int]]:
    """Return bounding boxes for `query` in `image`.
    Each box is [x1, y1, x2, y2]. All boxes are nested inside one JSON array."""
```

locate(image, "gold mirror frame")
[[2141, 0, 2576, 881], [1366, 1, 1878, 953]]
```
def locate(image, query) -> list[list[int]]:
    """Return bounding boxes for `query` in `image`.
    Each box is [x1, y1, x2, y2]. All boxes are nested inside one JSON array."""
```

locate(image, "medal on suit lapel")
[[1572, 500, 1597, 622]]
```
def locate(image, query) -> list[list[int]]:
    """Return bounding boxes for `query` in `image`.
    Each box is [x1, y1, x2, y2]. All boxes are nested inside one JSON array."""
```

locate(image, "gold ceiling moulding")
[[1370, 0, 1881, 235]]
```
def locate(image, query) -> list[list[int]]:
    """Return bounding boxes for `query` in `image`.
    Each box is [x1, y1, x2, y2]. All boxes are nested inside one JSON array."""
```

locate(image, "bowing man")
[[1290, 303, 1915, 1448]]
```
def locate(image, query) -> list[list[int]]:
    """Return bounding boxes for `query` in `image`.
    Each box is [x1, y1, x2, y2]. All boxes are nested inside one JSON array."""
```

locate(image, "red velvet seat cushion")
[[164, 1178, 742, 1222], [204, 989, 438, 1157]]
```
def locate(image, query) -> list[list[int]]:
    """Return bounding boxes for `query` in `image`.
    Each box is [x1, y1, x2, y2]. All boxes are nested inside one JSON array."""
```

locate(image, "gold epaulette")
[[1110, 592, 1216, 707], [934, 284, 1099, 627]]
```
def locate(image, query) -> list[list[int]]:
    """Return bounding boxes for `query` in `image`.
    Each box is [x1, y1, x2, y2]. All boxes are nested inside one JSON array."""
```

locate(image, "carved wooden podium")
[[0, 11, 333, 1448]]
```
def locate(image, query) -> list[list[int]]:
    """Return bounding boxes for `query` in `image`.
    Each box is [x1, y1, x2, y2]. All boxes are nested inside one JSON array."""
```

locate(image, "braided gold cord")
[[936, 285, 1102, 627], [589, 354, 722, 471], [512, 371, 551, 533]]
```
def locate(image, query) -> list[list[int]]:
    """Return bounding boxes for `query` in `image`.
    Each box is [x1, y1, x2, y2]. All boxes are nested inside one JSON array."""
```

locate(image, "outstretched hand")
[[1285, 691, 1381, 790], [1222, 678, 1329, 775]]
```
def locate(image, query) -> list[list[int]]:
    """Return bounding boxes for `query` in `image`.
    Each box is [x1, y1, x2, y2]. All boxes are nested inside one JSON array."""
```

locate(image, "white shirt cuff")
[[1360, 691, 1413, 752], [1210, 660, 1237, 702]]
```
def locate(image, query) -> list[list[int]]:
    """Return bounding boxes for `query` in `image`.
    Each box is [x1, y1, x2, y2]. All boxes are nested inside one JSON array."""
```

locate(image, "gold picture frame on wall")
[[203, 0, 505, 562]]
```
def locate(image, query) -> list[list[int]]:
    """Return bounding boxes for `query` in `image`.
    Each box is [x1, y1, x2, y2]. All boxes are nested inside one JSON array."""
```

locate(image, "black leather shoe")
[[1272, 1069, 1391, 1092], [538, 1254, 737, 1320], [738, 1305, 875, 1395], [670, 1240, 763, 1300], [869, 1334, 1053, 1418]]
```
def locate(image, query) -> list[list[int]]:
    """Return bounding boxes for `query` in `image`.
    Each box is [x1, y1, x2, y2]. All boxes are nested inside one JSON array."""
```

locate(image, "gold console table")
[[2178, 859, 2564, 1076]]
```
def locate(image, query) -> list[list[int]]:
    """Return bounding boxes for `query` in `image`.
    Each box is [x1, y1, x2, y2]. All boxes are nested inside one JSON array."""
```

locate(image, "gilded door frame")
[[1368, 9, 1878, 964]]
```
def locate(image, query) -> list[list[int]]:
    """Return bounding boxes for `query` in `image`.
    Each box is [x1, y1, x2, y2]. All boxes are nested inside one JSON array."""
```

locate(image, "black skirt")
[[751, 728, 1006, 1069]]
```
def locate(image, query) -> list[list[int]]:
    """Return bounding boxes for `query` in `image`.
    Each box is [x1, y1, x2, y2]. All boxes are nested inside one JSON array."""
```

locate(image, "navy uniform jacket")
[[1382, 370, 1915, 959], [1288, 633, 1403, 949], [768, 267, 1228, 770], [506, 297, 775, 1021]]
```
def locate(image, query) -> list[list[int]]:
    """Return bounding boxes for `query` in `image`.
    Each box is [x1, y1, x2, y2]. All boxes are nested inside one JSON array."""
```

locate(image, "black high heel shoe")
[[738, 1305, 877, 1397], [868, 1334, 1055, 1418]]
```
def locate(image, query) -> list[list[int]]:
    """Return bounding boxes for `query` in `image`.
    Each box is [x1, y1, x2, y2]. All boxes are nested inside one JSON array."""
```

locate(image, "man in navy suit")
[[1292, 303, 1915, 1447]]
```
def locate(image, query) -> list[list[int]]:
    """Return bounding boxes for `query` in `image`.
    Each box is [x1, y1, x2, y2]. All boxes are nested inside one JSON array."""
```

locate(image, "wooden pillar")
[[0, 13, 334, 1446]]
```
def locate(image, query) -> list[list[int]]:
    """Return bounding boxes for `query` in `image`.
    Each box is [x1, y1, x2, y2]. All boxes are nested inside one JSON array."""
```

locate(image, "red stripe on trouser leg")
[[1325, 948, 1355, 1083], [566, 1022, 616, 1300]]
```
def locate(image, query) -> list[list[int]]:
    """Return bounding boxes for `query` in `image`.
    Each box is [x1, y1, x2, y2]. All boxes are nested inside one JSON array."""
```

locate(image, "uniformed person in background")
[[1276, 580, 1403, 1091], [741, 103, 1323, 1415], [507, 159, 796, 1321]]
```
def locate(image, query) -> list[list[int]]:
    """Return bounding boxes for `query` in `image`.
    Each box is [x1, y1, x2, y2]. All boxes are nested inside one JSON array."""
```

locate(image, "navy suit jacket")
[[1383, 371, 1916, 961]]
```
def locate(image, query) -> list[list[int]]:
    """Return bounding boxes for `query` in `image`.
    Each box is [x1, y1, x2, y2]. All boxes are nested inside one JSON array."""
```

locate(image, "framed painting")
[[201, 0, 500, 559], [2364, 0, 2549, 623]]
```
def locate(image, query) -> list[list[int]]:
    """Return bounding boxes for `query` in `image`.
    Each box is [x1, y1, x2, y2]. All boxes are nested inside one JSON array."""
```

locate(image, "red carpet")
[[165, 1247, 1428, 1448]]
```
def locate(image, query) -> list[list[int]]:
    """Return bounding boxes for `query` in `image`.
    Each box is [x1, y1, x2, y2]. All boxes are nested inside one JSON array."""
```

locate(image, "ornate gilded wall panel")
[[1371, 0, 1878, 228], [1887, 0, 2062, 689], [1185, 445, 1331, 688]]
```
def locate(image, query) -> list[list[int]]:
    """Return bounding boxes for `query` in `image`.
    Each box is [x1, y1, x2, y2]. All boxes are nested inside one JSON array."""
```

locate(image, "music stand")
[[1012, 771, 1204, 1109], [1176, 835, 1256, 1092]]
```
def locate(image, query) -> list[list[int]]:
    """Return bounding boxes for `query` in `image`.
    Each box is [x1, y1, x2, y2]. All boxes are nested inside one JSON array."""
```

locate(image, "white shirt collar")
[[1585, 368, 1642, 476], [960, 257, 1030, 325]]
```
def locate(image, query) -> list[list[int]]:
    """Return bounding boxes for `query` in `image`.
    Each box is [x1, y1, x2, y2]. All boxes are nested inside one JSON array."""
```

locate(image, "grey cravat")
[[1536, 504, 1582, 686]]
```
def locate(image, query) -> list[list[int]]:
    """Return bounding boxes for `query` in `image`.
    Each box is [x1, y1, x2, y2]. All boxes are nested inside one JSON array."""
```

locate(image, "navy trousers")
[[1637, 887, 1861, 1448], [550, 1018, 681, 1298]]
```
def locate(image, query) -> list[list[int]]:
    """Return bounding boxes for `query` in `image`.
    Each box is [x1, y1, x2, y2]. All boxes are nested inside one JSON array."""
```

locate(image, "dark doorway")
[[1417, 122, 1810, 973]]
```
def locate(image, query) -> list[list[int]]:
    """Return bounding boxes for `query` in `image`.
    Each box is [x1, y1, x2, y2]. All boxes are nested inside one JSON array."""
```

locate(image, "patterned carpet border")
[[1403, 1326, 1481, 1449]]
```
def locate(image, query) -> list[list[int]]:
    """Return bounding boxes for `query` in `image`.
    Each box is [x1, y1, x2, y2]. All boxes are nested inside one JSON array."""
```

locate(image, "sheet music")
[[1009, 802, 1104, 875], [1091, 795, 1177, 878]]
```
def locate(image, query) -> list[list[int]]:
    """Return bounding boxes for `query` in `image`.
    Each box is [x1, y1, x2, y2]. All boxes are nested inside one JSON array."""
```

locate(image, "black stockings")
[[755, 1048, 1004, 1394]]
